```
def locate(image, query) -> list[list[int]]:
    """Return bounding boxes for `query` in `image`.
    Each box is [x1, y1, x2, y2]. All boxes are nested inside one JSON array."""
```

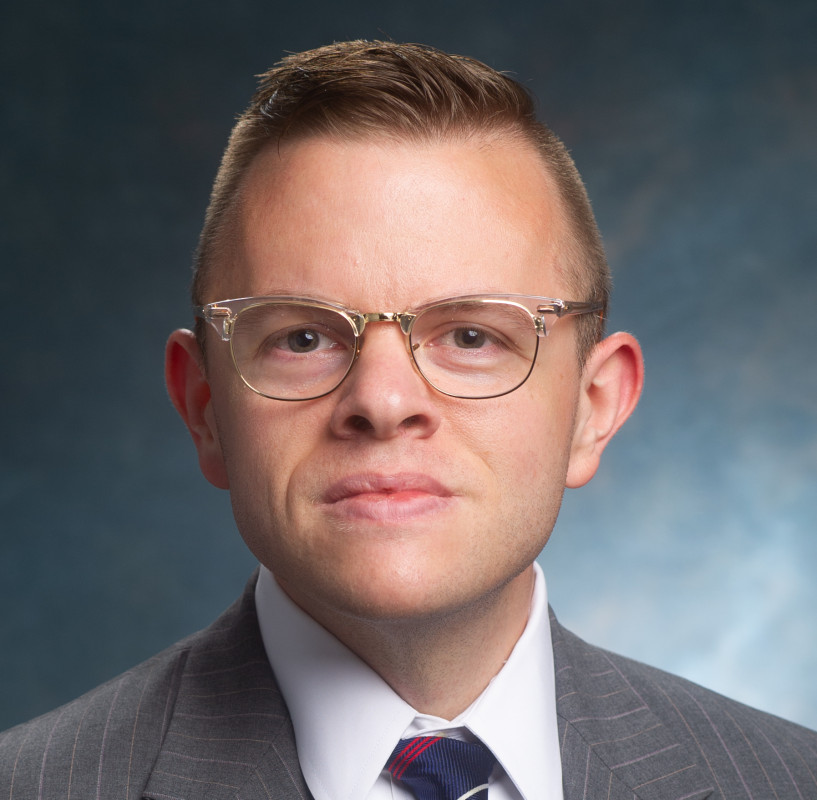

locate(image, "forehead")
[[211, 134, 570, 306]]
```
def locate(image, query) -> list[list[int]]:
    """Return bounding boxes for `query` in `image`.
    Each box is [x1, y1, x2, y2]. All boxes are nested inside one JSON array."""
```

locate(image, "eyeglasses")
[[196, 294, 602, 401]]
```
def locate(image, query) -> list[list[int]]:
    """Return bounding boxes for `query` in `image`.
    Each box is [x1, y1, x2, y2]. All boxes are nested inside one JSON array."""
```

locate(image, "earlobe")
[[165, 329, 230, 490], [565, 332, 644, 489]]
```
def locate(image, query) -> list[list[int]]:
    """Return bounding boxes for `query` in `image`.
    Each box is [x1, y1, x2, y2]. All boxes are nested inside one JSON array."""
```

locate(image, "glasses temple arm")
[[194, 305, 234, 340], [537, 300, 604, 317]]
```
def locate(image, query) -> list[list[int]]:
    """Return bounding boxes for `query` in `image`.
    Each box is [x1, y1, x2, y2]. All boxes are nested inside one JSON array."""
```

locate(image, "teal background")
[[2, 0, 816, 730]]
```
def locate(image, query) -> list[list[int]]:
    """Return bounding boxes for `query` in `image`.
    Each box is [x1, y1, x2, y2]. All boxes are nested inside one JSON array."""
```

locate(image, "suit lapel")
[[142, 576, 313, 800], [551, 610, 713, 800], [140, 581, 716, 799]]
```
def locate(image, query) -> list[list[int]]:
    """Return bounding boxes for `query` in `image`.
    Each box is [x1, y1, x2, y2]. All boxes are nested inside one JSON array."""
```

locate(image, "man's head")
[[193, 40, 609, 362], [166, 41, 642, 642]]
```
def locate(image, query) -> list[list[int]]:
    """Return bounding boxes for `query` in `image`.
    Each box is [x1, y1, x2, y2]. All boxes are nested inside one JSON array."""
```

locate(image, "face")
[[198, 135, 586, 627]]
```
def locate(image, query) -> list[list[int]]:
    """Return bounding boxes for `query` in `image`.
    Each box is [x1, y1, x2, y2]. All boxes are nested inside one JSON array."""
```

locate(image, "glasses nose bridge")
[[359, 311, 416, 337], [354, 311, 420, 377]]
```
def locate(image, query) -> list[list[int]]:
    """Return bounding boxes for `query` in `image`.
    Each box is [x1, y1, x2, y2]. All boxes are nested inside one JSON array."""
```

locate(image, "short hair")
[[193, 40, 610, 361]]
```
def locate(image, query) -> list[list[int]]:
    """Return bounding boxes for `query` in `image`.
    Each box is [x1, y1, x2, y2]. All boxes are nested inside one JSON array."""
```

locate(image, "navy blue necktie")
[[388, 735, 495, 800]]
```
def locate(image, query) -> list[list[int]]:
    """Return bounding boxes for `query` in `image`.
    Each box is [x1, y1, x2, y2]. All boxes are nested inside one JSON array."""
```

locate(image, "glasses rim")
[[196, 293, 603, 333], [194, 293, 604, 400]]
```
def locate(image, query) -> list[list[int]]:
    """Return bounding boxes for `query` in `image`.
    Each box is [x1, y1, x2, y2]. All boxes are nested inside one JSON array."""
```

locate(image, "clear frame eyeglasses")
[[195, 294, 603, 401]]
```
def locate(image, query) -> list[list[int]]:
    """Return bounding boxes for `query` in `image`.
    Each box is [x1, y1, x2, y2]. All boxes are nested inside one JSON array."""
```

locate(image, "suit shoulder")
[[553, 617, 817, 797], [607, 643, 817, 742], [562, 620, 817, 738], [0, 577, 262, 797], [0, 633, 193, 797]]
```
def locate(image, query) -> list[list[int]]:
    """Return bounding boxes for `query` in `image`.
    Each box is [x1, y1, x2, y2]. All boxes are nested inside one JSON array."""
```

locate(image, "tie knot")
[[388, 736, 496, 800]]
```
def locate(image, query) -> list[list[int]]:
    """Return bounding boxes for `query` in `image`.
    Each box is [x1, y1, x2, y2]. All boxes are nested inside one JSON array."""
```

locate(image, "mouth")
[[322, 473, 455, 522]]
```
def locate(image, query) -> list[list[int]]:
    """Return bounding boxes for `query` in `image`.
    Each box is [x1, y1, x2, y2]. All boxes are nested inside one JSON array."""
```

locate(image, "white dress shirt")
[[255, 563, 563, 800]]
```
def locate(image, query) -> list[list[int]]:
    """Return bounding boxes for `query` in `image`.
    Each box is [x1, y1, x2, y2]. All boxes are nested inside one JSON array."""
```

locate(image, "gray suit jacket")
[[2, 576, 816, 799]]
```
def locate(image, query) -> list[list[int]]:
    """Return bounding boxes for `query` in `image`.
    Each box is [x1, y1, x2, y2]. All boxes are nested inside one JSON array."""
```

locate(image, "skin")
[[166, 135, 643, 717]]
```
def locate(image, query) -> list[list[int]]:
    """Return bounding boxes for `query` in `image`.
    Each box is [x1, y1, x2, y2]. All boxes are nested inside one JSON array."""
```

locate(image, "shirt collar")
[[255, 562, 561, 800]]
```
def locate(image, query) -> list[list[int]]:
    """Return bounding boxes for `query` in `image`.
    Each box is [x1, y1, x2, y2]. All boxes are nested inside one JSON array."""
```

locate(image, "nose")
[[328, 323, 442, 440]]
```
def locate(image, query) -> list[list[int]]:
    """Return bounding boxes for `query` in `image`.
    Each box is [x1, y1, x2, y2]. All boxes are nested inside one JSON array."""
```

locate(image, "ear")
[[566, 331, 644, 488], [165, 329, 230, 490]]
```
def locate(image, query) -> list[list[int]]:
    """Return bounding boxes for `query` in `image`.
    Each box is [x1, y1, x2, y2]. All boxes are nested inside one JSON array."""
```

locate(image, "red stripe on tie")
[[389, 736, 440, 780], [388, 738, 423, 777]]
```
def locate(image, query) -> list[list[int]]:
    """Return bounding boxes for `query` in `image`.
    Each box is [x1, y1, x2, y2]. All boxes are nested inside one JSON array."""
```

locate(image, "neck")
[[284, 567, 535, 720]]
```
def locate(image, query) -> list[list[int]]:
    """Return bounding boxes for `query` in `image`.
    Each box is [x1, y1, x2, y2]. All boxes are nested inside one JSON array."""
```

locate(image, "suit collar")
[[141, 575, 715, 800], [255, 562, 563, 800], [551, 608, 713, 800], [142, 572, 313, 800]]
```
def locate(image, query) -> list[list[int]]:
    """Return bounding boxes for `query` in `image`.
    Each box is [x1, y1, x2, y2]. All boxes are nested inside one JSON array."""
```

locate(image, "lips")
[[324, 473, 452, 502], [322, 473, 455, 522]]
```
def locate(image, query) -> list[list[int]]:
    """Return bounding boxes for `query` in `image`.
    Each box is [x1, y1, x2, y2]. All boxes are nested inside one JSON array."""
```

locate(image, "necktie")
[[387, 735, 496, 800]]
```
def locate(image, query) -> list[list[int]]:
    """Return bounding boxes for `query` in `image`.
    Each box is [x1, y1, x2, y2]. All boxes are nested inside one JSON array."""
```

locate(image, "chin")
[[320, 565, 500, 625]]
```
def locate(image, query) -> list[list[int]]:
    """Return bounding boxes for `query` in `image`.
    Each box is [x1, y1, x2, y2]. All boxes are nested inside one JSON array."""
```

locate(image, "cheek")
[[218, 403, 332, 571], [223, 404, 319, 487], [460, 387, 576, 474], [461, 378, 579, 522], [211, 380, 324, 510]]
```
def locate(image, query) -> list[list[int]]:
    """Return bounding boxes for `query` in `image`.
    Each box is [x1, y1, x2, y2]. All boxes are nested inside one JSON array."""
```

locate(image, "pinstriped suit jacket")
[[2, 576, 816, 799]]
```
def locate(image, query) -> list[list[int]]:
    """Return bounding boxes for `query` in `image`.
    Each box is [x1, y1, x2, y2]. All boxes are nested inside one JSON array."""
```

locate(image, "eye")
[[263, 325, 345, 356], [447, 326, 491, 349], [284, 328, 328, 353], [411, 303, 536, 377], [433, 324, 504, 353]]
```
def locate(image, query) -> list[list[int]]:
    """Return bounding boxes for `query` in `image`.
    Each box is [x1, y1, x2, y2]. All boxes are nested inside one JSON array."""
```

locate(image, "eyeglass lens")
[[230, 300, 539, 400]]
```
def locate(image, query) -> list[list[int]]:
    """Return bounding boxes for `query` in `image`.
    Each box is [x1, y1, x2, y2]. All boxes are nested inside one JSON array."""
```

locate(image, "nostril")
[[349, 415, 373, 432], [402, 415, 422, 429]]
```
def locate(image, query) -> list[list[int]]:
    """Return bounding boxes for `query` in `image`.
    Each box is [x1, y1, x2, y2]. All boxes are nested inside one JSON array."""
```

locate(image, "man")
[[2, 40, 815, 800]]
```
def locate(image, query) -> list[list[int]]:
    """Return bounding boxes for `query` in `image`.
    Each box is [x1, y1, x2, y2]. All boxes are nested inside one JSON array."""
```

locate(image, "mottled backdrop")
[[1, 0, 815, 730]]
